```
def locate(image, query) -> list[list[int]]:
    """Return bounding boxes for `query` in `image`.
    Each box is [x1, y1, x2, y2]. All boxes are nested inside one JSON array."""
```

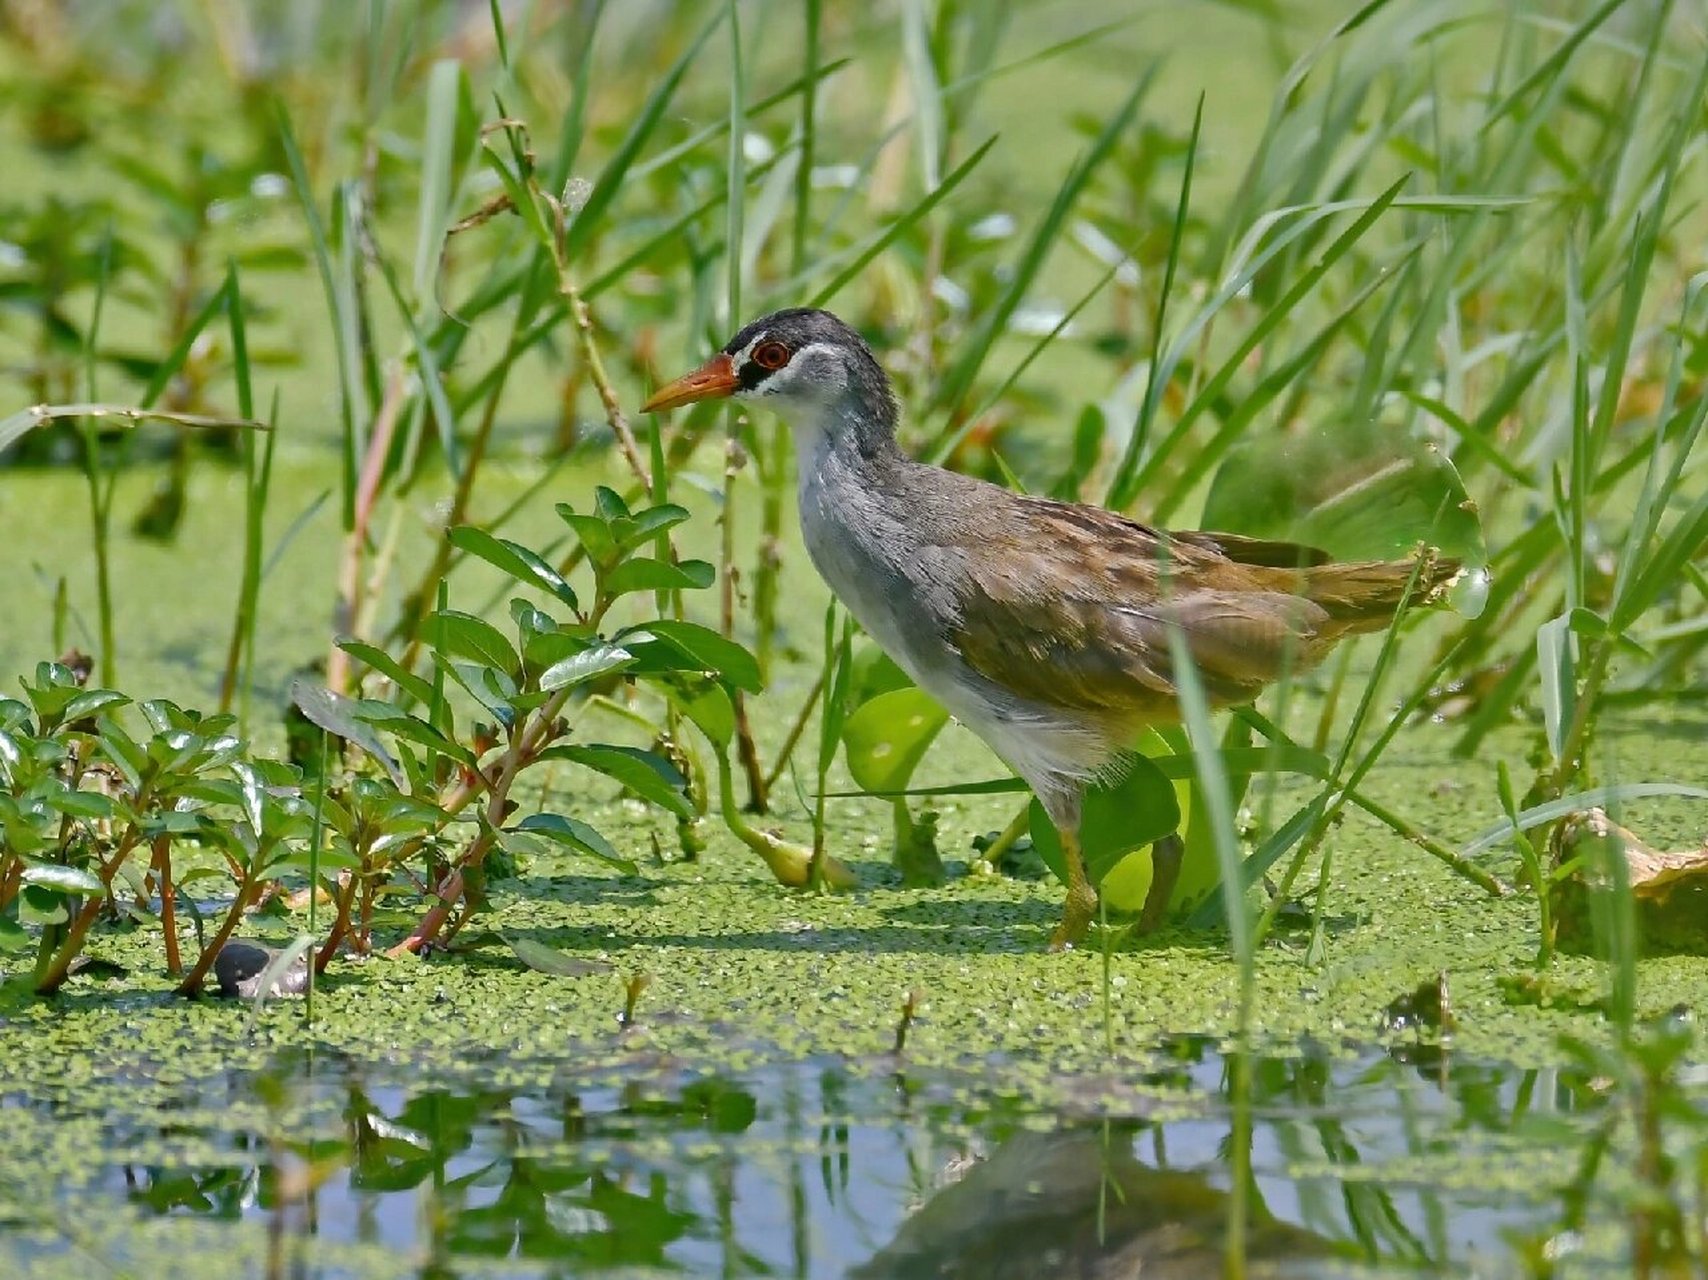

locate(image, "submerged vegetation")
[[0, 0, 1705, 1274]]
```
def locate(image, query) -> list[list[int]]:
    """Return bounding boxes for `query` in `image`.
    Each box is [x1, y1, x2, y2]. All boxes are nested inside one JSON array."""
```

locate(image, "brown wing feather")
[[939, 495, 1334, 720]]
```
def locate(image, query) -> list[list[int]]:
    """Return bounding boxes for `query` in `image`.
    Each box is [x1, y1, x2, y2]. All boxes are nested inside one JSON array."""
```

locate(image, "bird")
[[641, 307, 1458, 948]]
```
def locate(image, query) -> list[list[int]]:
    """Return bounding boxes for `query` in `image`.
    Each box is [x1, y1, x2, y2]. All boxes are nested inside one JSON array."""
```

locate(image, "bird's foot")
[[1048, 883, 1100, 951]]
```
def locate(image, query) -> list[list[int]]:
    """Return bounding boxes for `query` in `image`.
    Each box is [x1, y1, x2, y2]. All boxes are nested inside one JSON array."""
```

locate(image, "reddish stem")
[[386, 869, 463, 957], [151, 835, 181, 976], [175, 876, 264, 998]]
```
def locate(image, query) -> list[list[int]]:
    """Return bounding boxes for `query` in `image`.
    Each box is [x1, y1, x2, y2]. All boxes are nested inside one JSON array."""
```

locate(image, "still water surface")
[[2, 1035, 1635, 1278]]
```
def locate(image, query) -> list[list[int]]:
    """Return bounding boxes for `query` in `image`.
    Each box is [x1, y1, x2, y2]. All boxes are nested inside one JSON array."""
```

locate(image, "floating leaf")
[[504, 934, 608, 978]]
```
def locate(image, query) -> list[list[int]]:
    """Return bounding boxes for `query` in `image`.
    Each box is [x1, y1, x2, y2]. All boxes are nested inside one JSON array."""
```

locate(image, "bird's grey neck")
[[784, 394, 902, 479]]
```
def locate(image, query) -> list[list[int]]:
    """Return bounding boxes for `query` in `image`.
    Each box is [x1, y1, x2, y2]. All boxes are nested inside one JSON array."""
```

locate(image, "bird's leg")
[[1138, 832, 1184, 933], [1049, 826, 1099, 949], [1045, 790, 1097, 950]]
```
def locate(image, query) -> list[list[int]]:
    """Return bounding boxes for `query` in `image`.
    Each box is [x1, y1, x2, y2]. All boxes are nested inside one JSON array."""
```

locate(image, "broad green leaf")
[[337, 639, 436, 707], [673, 680, 735, 748], [354, 702, 478, 769], [1536, 612, 1575, 763], [556, 504, 618, 564], [232, 761, 266, 837], [290, 680, 407, 788], [842, 688, 949, 793], [538, 643, 635, 692], [0, 916, 27, 951], [20, 862, 105, 896], [61, 690, 130, 723], [44, 786, 117, 820], [448, 526, 580, 610], [603, 557, 715, 597], [622, 620, 763, 692], [509, 813, 637, 874], [436, 658, 518, 728], [19, 884, 67, 925], [537, 743, 691, 817], [593, 485, 631, 522], [621, 503, 692, 550], [425, 610, 520, 675]]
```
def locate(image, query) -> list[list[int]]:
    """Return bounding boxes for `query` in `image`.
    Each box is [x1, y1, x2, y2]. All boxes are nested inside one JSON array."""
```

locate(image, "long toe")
[[1048, 883, 1099, 951]]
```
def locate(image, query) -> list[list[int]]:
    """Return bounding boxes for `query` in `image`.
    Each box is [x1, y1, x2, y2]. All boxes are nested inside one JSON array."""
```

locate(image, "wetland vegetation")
[[1, 0, 1705, 1275]]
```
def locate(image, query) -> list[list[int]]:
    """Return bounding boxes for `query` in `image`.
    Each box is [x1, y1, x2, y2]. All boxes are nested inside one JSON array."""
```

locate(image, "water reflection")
[[4, 1039, 1639, 1277]]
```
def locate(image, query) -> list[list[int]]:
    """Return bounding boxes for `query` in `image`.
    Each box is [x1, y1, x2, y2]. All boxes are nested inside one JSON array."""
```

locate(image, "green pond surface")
[[0, 1034, 1648, 1280], [1, 452, 1705, 1278]]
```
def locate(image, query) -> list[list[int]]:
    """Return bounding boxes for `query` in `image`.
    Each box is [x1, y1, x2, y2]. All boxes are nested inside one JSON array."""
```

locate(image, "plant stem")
[[561, 279, 650, 487], [328, 369, 406, 694], [176, 874, 263, 997], [714, 743, 854, 889], [35, 825, 145, 995], [151, 835, 181, 976], [764, 670, 825, 790]]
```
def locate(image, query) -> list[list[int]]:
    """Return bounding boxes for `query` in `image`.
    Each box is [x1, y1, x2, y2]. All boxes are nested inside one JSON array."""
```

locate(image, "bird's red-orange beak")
[[641, 353, 739, 413]]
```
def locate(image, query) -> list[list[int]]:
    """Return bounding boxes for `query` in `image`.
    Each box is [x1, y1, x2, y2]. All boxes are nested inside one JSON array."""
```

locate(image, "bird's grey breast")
[[795, 448, 964, 689]]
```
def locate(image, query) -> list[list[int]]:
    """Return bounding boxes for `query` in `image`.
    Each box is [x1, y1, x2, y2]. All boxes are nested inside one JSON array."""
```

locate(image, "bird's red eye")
[[752, 341, 790, 371]]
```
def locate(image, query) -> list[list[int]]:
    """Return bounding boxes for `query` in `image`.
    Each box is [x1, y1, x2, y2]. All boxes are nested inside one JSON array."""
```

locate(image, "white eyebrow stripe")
[[733, 331, 769, 365]]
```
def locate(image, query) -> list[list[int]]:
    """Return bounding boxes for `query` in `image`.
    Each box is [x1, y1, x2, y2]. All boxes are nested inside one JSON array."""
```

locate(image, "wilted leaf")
[[504, 934, 607, 977], [1555, 809, 1708, 955]]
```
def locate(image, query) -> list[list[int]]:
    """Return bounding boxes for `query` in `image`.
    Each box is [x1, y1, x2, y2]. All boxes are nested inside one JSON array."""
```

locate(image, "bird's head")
[[641, 308, 898, 454]]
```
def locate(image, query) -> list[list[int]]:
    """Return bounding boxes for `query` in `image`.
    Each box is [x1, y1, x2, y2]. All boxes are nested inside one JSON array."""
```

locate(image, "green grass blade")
[[561, 7, 723, 265], [928, 71, 1153, 420]]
